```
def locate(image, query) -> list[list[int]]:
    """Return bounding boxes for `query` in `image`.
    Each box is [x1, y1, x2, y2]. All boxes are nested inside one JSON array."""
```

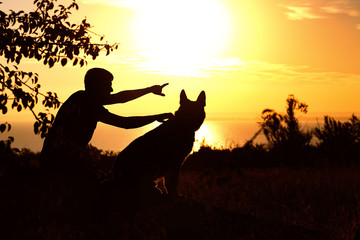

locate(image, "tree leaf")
[[61, 58, 67, 66], [0, 124, 5, 133], [49, 58, 54, 68]]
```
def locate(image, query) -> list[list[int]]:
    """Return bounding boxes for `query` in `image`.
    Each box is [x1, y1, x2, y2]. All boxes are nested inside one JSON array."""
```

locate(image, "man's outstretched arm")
[[104, 83, 169, 105], [99, 112, 173, 129]]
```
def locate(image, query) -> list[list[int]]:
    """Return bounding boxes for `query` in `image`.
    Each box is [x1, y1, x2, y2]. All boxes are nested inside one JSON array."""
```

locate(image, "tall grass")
[[180, 147, 360, 240]]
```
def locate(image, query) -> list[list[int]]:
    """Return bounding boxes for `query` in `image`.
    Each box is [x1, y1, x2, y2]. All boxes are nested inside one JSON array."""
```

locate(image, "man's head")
[[84, 68, 113, 100]]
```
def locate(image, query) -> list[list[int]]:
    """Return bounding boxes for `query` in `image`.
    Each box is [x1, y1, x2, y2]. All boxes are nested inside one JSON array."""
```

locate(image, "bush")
[[0, 137, 18, 164], [314, 114, 360, 164], [259, 95, 312, 152]]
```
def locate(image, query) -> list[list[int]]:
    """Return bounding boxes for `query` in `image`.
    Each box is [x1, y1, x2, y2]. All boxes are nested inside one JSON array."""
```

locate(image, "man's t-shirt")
[[39, 90, 109, 171]]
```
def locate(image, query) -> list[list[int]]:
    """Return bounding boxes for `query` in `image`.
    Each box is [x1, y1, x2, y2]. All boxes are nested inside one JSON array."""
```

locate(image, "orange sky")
[[2, 0, 360, 123]]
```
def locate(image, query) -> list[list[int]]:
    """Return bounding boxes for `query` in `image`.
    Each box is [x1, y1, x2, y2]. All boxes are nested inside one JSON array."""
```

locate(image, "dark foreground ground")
[[1, 144, 360, 239], [0, 167, 333, 240]]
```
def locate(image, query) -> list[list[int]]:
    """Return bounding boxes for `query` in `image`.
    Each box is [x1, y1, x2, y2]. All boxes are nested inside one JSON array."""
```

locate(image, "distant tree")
[[0, 0, 118, 138], [258, 95, 312, 151]]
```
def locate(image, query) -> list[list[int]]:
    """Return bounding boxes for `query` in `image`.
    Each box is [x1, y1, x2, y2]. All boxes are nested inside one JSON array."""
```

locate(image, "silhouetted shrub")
[[0, 136, 19, 165], [0, 138, 40, 170], [231, 144, 271, 168], [183, 146, 233, 173], [80, 144, 117, 180], [258, 95, 312, 155], [314, 114, 360, 164]]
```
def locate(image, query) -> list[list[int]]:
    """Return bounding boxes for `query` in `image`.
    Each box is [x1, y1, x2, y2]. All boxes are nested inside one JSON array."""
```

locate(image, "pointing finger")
[[161, 83, 169, 88]]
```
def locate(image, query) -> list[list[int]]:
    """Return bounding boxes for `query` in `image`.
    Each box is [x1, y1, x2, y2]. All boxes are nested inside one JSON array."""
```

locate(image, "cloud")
[[279, 0, 360, 20], [96, 54, 244, 77], [321, 0, 360, 16], [98, 54, 360, 87], [234, 60, 360, 86], [279, 4, 325, 20]]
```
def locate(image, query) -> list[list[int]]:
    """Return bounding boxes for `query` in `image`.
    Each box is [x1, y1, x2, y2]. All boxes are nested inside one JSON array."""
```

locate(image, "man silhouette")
[[39, 68, 173, 175]]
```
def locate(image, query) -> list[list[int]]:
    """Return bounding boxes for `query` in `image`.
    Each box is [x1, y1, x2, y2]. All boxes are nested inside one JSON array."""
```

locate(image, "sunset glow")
[[2, 0, 360, 151], [3, 3, 360, 237]]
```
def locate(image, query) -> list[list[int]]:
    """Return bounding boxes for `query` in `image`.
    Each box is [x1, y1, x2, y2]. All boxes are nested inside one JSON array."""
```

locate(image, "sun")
[[131, 0, 231, 65]]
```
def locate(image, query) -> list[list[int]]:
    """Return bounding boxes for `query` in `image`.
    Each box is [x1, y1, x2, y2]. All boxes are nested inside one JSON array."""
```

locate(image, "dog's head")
[[174, 90, 206, 132]]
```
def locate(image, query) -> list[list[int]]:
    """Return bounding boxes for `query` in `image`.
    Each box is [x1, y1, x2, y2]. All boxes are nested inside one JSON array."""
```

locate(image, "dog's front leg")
[[164, 166, 180, 196]]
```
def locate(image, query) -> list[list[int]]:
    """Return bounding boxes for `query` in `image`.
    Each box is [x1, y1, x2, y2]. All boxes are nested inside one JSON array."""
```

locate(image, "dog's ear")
[[197, 91, 206, 107], [180, 90, 188, 105]]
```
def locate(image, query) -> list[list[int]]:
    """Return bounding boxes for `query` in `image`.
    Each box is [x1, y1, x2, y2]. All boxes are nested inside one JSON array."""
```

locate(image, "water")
[[90, 120, 267, 152], [194, 121, 265, 149], [92, 119, 322, 151], [1, 120, 320, 153]]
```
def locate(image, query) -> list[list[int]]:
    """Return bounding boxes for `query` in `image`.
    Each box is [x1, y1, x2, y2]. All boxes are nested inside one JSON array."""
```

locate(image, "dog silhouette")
[[110, 90, 206, 196]]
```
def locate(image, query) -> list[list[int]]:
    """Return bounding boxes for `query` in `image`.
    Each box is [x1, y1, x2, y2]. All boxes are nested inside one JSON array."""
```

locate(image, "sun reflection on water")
[[194, 122, 223, 151], [193, 121, 266, 152]]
